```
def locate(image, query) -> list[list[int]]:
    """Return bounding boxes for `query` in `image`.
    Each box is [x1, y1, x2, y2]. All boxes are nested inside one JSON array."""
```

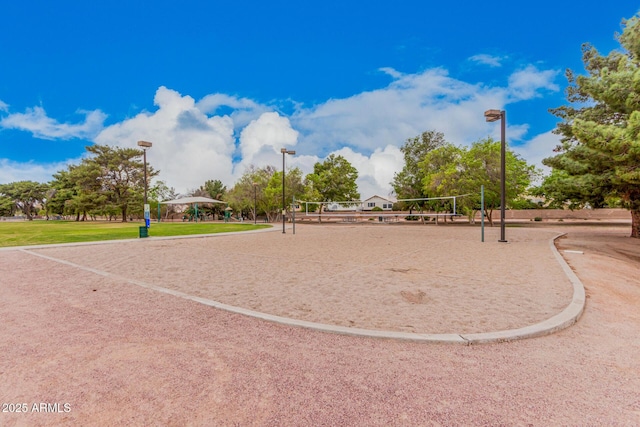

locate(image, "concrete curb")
[[18, 231, 586, 345], [185, 233, 586, 345], [458, 233, 586, 344]]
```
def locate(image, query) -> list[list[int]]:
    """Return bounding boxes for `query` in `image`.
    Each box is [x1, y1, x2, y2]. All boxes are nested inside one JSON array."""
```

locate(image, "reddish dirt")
[[0, 223, 639, 426]]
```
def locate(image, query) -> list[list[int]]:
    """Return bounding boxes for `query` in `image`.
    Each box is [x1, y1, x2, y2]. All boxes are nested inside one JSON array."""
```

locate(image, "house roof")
[[363, 195, 396, 203]]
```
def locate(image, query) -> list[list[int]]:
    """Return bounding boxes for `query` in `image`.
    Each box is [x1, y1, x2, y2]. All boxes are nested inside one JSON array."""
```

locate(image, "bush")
[[371, 206, 383, 212], [510, 198, 545, 209], [534, 217, 543, 222]]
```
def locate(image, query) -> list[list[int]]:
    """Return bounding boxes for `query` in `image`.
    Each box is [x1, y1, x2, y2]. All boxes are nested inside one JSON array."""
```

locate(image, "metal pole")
[[143, 148, 149, 229], [282, 151, 286, 234], [254, 184, 257, 225], [137, 141, 153, 228], [143, 149, 148, 206], [481, 185, 485, 243], [292, 196, 296, 235], [499, 110, 507, 242]]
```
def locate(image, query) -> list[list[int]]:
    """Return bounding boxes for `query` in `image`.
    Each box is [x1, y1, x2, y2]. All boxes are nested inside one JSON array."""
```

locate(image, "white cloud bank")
[[0, 64, 561, 198], [0, 158, 79, 184], [94, 87, 237, 193]]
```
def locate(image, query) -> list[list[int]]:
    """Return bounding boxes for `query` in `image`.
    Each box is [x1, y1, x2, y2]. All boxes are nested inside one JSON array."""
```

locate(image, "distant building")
[[362, 195, 396, 211], [324, 202, 362, 212]]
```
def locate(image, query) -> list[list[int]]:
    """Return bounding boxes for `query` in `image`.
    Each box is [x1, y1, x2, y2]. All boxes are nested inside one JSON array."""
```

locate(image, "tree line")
[[0, 134, 536, 225], [0, 150, 361, 223]]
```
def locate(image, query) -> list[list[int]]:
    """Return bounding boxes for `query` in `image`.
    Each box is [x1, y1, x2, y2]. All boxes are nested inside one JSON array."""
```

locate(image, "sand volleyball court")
[[9, 223, 576, 336]]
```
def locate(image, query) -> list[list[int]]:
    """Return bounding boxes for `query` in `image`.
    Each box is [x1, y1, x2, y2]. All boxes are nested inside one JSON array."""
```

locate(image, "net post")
[[481, 185, 485, 242]]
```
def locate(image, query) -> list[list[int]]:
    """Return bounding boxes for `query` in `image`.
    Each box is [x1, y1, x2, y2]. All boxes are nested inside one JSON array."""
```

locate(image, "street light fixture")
[[137, 140, 153, 228], [484, 109, 507, 243], [252, 182, 258, 225], [281, 148, 296, 234]]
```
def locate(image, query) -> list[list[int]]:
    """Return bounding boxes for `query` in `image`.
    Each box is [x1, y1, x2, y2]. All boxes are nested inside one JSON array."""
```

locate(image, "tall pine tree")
[[543, 14, 640, 237]]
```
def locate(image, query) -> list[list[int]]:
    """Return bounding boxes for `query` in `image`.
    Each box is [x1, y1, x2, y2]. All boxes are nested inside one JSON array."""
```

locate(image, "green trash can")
[[139, 226, 149, 238]]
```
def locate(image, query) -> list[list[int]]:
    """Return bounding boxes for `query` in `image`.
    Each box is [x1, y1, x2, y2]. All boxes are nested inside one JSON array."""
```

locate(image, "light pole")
[[252, 182, 258, 225], [281, 148, 296, 233], [484, 109, 507, 243], [137, 140, 153, 228]]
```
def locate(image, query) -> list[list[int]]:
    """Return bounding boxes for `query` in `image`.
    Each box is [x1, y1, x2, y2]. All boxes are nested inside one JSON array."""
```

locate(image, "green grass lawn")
[[0, 220, 271, 247]]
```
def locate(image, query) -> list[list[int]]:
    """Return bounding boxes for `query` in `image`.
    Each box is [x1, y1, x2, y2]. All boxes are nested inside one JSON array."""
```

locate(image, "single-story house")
[[362, 195, 396, 211]]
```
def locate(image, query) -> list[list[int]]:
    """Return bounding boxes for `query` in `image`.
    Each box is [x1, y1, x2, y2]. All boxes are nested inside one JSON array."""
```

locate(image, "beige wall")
[[476, 208, 630, 221]]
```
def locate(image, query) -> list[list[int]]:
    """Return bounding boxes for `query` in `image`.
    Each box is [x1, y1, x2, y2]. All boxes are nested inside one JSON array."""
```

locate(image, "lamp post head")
[[281, 148, 296, 155], [137, 140, 153, 148], [484, 109, 503, 122]]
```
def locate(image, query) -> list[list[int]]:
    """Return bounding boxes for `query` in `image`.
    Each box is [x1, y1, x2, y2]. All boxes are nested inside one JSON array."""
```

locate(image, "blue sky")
[[1, 1, 638, 198]]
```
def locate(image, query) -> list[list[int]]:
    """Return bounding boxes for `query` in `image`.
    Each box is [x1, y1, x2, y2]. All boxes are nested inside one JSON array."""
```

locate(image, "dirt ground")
[[0, 222, 638, 426]]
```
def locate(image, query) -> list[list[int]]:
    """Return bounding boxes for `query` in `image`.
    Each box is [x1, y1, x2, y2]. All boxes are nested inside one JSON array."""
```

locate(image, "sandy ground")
[[0, 222, 639, 425]]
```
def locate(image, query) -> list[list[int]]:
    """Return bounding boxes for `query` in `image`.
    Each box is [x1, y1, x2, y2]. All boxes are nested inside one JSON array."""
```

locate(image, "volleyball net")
[[298, 194, 472, 218]]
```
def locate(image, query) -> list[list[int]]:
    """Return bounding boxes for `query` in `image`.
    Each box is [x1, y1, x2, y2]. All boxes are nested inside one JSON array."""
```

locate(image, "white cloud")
[[468, 54, 504, 67], [0, 106, 106, 140], [196, 93, 262, 113], [330, 145, 404, 199], [0, 158, 80, 184], [1, 63, 564, 198], [235, 112, 299, 176], [512, 130, 561, 180], [378, 67, 404, 79], [0, 100, 8, 113], [292, 67, 506, 157], [196, 93, 269, 130], [94, 86, 236, 193], [483, 123, 530, 143], [508, 65, 560, 101]]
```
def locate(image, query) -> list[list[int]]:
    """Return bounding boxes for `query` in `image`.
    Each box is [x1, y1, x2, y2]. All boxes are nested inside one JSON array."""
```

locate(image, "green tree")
[[149, 180, 178, 220], [305, 154, 360, 221], [391, 130, 448, 209], [0, 181, 49, 220], [190, 179, 228, 218], [421, 138, 537, 225], [542, 14, 640, 237], [228, 166, 273, 221], [229, 165, 305, 222], [86, 144, 158, 222], [264, 167, 305, 222], [47, 144, 158, 222], [0, 195, 14, 216], [419, 143, 465, 221], [201, 179, 227, 201], [49, 163, 104, 221]]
